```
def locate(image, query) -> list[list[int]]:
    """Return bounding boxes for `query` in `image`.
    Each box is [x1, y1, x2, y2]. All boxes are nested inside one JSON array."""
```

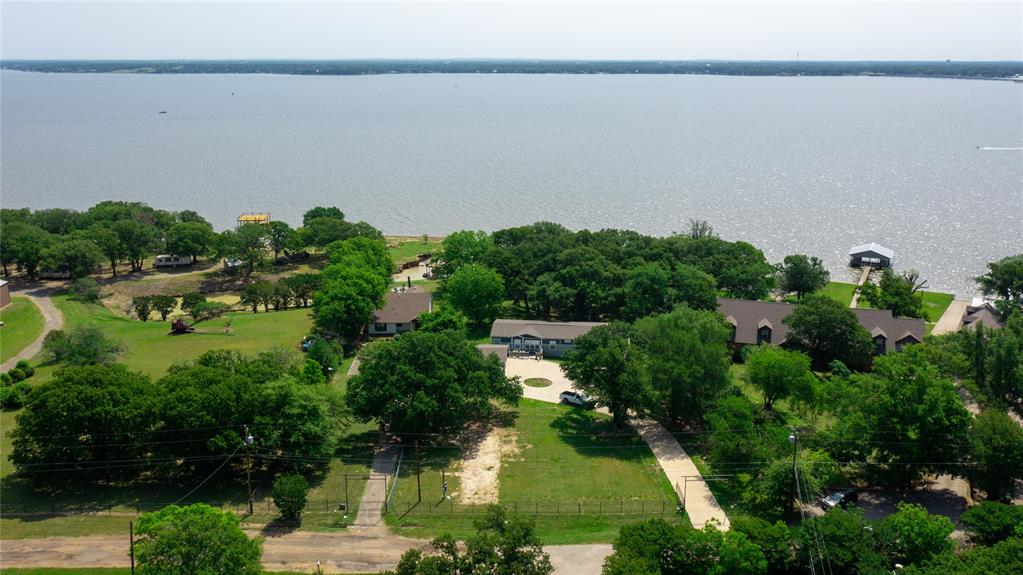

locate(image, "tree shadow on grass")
[[260, 516, 300, 537], [548, 407, 652, 464]]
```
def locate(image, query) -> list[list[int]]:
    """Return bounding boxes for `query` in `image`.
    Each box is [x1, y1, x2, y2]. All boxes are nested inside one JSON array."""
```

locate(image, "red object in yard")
[[170, 319, 195, 334]]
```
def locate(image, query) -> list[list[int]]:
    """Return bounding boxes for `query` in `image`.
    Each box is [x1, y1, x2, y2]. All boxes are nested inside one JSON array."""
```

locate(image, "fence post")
[[535, 501, 538, 516]]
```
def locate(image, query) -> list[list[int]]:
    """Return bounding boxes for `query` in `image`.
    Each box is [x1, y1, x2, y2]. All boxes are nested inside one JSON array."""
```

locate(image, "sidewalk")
[[931, 299, 969, 335]]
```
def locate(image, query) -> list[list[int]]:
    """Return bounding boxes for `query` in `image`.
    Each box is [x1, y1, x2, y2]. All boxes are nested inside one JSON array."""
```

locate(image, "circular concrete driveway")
[[505, 358, 578, 404]]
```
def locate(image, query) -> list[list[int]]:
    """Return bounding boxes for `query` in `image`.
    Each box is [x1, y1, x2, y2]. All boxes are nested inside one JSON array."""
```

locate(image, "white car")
[[559, 390, 592, 407]]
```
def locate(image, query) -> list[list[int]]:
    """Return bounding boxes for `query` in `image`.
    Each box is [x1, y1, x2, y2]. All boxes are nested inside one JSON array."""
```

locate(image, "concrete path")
[[630, 418, 730, 530], [931, 299, 969, 335], [1, 288, 63, 372], [505, 358, 729, 530], [848, 266, 873, 308], [351, 441, 401, 529]]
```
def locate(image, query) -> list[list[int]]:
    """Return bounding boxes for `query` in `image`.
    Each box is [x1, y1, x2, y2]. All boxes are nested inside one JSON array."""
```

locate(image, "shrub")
[[15, 360, 35, 378], [71, 276, 101, 302], [271, 474, 309, 521], [0, 372, 12, 386], [8, 368, 26, 383], [180, 292, 206, 314], [42, 326, 125, 366], [960, 502, 1023, 546], [1, 382, 31, 410], [132, 295, 153, 321]]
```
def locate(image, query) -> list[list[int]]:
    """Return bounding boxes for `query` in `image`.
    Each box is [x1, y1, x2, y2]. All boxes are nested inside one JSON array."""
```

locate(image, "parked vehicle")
[[274, 251, 311, 266], [818, 489, 858, 511], [38, 269, 72, 279], [559, 390, 592, 407], [154, 254, 193, 268]]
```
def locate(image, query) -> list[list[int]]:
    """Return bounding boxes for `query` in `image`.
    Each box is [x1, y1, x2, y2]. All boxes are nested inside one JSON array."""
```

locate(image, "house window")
[[874, 335, 887, 355], [731, 325, 737, 342], [374, 323, 387, 331], [396, 323, 404, 328], [757, 326, 772, 345], [549, 340, 558, 350]]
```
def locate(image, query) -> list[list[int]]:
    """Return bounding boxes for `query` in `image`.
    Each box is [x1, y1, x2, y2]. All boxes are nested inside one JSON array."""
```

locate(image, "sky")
[[1, 1, 1020, 61]]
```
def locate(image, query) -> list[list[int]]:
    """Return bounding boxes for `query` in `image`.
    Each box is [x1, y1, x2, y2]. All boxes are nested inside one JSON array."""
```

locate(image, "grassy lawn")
[[387, 237, 443, 265], [921, 291, 954, 323], [36, 295, 313, 380], [523, 378, 552, 388], [386, 399, 682, 544], [816, 282, 858, 307], [0, 297, 45, 364]]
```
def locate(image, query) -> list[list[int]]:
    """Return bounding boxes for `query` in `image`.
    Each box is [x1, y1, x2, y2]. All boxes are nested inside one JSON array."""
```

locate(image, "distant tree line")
[[4, 59, 1021, 78]]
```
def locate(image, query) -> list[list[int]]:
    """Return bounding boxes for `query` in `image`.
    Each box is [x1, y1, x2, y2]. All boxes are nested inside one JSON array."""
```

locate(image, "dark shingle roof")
[[490, 319, 605, 341], [716, 298, 925, 353], [372, 287, 432, 324], [477, 344, 509, 363], [962, 302, 1003, 330]]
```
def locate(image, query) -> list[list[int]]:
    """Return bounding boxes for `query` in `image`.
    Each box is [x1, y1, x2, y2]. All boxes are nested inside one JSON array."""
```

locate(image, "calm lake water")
[[2, 71, 1020, 296]]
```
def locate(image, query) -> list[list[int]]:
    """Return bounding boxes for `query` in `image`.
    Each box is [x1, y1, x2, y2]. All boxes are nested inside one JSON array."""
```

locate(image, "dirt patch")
[[455, 421, 519, 505]]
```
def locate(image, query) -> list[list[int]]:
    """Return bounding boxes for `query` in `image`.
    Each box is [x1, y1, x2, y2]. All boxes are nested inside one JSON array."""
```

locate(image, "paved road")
[[932, 300, 969, 335], [506, 358, 730, 530], [351, 442, 401, 529], [1, 288, 63, 372], [0, 531, 610, 574]]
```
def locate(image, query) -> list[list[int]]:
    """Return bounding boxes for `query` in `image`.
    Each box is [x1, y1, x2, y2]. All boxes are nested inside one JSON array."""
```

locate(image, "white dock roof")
[[848, 243, 894, 259]]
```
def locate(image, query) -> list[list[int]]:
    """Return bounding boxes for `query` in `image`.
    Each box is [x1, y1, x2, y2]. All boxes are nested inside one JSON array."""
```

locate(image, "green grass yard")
[[387, 237, 443, 265], [386, 399, 681, 544], [815, 282, 858, 307], [0, 297, 45, 364]]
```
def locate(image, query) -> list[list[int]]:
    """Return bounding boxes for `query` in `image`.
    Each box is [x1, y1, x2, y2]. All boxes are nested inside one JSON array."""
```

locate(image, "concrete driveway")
[[505, 357, 585, 405]]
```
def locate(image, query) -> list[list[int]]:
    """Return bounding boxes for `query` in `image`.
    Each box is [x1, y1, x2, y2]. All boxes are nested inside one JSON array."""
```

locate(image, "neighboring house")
[[368, 286, 432, 336], [477, 344, 509, 365], [489, 319, 605, 357], [962, 301, 1004, 331], [848, 243, 894, 268], [0, 280, 10, 309], [717, 298, 924, 355], [237, 213, 271, 225]]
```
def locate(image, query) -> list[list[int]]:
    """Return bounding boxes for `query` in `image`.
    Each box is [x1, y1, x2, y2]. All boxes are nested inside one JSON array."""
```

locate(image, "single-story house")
[[716, 298, 924, 356], [848, 243, 894, 268], [477, 344, 509, 365], [489, 319, 605, 357], [962, 302, 1003, 331], [368, 286, 432, 336], [0, 279, 10, 309]]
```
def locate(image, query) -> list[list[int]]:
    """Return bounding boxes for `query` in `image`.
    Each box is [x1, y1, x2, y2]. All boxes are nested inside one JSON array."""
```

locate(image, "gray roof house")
[[368, 287, 432, 337], [962, 302, 1004, 331], [477, 344, 509, 365], [848, 243, 894, 268], [489, 319, 605, 357], [716, 298, 924, 355]]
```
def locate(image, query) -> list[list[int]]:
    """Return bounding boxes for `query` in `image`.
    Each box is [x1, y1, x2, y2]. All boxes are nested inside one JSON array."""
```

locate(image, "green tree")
[[784, 293, 874, 370], [150, 294, 177, 321], [977, 254, 1023, 317], [960, 501, 1023, 546], [135, 504, 262, 575], [10, 364, 158, 478], [959, 537, 1023, 575], [965, 409, 1023, 500], [133, 295, 154, 321], [346, 330, 520, 435], [445, 264, 505, 327], [42, 326, 124, 365], [3, 222, 54, 278], [622, 262, 672, 320], [302, 206, 344, 225], [271, 474, 309, 521], [113, 219, 158, 272], [603, 519, 767, 575], [282, 273, 320, 307], [180, 292, 207, 314], [272, 281, 291, 311], [165, 221, 215, 262], [835, 348, 972, 488], [562, 322, 651, 429], [71, 277, 101, 303], [242, 280, 273, 313], [705, 395, 768, 469], [386, 505, 552, 575], [301, 218, 383, 247], [266, 220, 299, 259], [326, 236, 394, 281], [314, 264, 390, 341], [861, 268, 925, 319], [984, 318, 1023, 412], [86, 222, 123, 276], [437, 229, 494, 278], [748, 450, 836, 514], [671, 264, 719, 311], [176, 209, 210, 226], [634, 306, 732, 421], [777, 254, 830, 300], [217, 223, 268, 278], [417, 305, 470, 336], [877, 503, 954, 567], [731, 517, 795, 575], [797, 507, 886, 575], [745, 346, 817, 412], [40, 238, 104, 279], [306, 336, 342, 377]]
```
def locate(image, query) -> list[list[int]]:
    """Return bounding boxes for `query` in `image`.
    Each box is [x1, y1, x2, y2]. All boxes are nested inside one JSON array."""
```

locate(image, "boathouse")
[[848, 243, 893, 268]]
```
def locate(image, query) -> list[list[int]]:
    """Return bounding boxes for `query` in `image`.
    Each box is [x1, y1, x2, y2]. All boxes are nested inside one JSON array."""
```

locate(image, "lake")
[[1, 71, 1020, 296]]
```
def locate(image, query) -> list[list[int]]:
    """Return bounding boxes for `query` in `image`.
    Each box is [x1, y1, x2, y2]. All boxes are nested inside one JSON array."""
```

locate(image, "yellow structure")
[[237, 213, 271, 225]]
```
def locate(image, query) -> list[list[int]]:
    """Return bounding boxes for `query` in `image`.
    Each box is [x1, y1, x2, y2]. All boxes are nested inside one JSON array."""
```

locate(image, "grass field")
[[386, 399, 681, 544], [37, 295, 313, 379], [854, 289, 954, 331], [816, 282, 858, 306], [387, 237, 443, 265], [0, 297, 45, 364]]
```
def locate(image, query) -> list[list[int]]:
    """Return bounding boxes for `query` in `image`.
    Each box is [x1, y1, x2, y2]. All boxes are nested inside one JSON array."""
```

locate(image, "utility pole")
[[789, 431, 798, 508], [129, 520, 135, 575], [415, 440, 422, 503], [245, 425, 255, 516]]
